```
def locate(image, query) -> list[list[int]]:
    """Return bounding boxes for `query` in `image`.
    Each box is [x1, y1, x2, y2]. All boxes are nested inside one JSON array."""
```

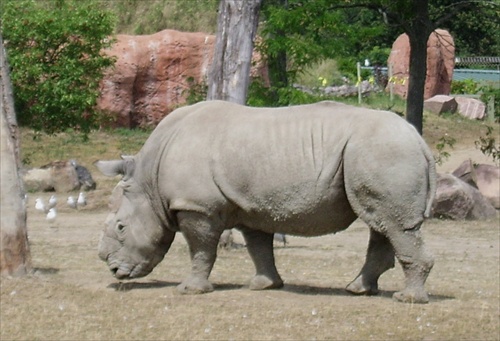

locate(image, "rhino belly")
[[235, 184, 357, 237]]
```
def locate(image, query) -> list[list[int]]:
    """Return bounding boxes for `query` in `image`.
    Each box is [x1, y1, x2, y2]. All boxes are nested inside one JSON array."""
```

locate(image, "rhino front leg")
[[346, 228, 395, 296], [176, 212, 221, 294], [239, 227, 284, 290]]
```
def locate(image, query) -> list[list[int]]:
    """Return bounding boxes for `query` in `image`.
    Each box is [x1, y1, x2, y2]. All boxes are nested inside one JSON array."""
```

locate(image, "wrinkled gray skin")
[[95, 100, 436, 304]]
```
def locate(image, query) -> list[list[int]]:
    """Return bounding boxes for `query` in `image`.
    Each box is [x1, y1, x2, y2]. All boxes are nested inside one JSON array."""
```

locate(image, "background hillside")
[[105, 0, 219, 35]]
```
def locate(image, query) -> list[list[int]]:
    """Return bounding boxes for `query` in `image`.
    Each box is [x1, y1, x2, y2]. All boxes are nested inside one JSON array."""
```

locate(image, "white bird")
[[48, 195, 57, 209], [77, 192, 87, 207], [67, 196, 77, 209], [35, 198, 46, 213], [46, 208, 57, 224]]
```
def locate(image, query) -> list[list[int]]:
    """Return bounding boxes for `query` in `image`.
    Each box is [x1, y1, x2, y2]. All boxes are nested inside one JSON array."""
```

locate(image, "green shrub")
[[1, 0, 116, 135]]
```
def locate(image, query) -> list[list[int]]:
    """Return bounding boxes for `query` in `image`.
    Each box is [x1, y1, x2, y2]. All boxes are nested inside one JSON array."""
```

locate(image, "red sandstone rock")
[[387, 29, 455, 100], [97, 29, 266, 128], [424, 95, 458, 115], [455, 96, 486, 120]]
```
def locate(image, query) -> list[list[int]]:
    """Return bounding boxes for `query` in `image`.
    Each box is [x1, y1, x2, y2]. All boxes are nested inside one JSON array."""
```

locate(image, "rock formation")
[[97, 29, 266, 128], [387, 29, 455, 100], [432, 173, 497, 220], [452, 159, 500, 209], [424, 95, 458, 115], [23, 160, 96, 193]]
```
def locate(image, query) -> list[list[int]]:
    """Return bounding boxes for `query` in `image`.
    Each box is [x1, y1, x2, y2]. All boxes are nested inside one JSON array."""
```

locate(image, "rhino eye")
[[116, 222, 126, 233]]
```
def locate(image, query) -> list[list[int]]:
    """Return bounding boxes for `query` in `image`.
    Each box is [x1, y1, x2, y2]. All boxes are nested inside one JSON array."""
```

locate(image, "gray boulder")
[[452, 159, 500, 209], [432, 173, 497, 220], [23, 160, 96, 192]]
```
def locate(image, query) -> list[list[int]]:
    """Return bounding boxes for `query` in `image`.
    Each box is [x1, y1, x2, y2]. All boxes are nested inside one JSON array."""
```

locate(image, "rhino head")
[[95, 157, 175, 280]]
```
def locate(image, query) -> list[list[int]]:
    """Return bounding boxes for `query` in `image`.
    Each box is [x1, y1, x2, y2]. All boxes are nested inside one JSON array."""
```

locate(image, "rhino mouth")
[[108, 260, 152, 280]]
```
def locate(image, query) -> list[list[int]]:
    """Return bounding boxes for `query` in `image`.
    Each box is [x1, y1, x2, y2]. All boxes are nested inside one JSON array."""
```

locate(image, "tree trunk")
[[207, 0, 262, 105], [405, 0, 433, 135], [406, 31, 430, 135], [0, 34, 32, 276]]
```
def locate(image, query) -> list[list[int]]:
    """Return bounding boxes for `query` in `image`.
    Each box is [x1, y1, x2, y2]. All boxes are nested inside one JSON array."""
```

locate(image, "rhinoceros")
[[95, 100, 437, 303]]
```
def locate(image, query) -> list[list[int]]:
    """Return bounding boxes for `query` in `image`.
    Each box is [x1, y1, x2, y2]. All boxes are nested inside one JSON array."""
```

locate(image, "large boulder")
[[424, 95, 458, 115], [387, 29, 455, 100], [432, 173, 497, 220], [452, 159, 500, 209], [97, 29, 266, 128], [455, 97, 486, 120], [23, 160, 96, 193]]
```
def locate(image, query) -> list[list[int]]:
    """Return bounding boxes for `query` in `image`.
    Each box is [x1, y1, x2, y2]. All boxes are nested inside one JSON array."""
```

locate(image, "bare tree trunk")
[[405, 0, 433, 135], [1, 34, 32, 276], [406, 31, 431, 135], [208, 0, 262, 248], [207, 0, 262, 105]]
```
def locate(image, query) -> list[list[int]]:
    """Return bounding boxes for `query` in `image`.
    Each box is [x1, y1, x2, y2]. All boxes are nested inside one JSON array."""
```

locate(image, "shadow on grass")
[[107, 280, 177, 291], [106, 279, 454, 302], [282, 283, 454, 302], [33, 267, 59, 275]]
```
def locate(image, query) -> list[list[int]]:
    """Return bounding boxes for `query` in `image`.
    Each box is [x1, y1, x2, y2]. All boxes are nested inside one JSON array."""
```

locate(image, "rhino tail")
[[421, 139, 437, 218]]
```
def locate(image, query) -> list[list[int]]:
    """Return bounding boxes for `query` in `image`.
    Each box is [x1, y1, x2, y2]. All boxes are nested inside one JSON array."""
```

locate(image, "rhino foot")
[[249, 275, 284, 291], [393, 289, 429, 304], [177, 277, 214, 295], [345, 276, 379, 296]]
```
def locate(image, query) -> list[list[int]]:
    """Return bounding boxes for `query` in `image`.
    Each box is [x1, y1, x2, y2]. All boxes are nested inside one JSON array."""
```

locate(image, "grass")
[[106, 0, 219, 35], [20, 128, 152, 169]]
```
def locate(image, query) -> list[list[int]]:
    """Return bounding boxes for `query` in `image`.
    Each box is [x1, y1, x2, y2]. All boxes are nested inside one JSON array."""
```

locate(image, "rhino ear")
[[94, 160, 126, 177], [95, 157, 136, 180]]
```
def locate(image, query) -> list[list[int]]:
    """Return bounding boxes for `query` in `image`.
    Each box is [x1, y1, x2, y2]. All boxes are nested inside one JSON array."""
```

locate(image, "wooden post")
[[487, 95, 495, 122], [389, 63, 394, 105], [357, 62, 362, 104]]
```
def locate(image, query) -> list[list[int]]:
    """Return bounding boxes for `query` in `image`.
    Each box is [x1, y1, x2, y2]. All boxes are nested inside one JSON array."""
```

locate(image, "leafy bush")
[[480, 85, 500, 121], [1, 0, 116, 135], [450, 79, 480, 94]]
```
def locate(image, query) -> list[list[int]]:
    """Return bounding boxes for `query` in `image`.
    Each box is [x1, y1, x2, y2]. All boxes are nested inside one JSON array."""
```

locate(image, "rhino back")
[[142, 101, 431, 235]]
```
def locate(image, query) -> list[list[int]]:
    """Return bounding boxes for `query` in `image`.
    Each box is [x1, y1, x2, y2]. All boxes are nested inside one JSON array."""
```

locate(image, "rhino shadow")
[[283, 283, 454, 302], [106, 280, 454, 302], [32, 267, 60, 275], [107, 280, 177, 291]]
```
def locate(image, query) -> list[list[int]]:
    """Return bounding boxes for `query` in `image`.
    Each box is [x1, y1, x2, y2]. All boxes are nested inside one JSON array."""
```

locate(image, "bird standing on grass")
[[48, 195, 57, 209], [77, 192, 87, 208], [35, 198, 47, 213], [46, 208, 57, 227], [67, 196, 77, 209]]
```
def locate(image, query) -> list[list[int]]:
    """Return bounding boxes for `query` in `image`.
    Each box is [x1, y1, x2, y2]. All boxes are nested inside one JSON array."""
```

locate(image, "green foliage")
[[475, 126, 500, 164], [434, 134, 457, 166], [247, 80, 322, 108], [1, 0, 116, 135], [296, 59, 344, 87], [450, 79, 480, 95], [183, 77, 208, 105]]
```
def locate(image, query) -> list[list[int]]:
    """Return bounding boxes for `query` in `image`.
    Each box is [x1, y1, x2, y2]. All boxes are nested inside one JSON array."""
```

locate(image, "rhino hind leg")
[[387, 224, 434, 304], [239, 227, 284, 290], [176, 212, 221, 295], [346, 229, 395, 296]]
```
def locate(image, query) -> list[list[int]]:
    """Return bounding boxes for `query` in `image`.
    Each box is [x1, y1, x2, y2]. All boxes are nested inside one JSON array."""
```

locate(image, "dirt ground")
[[1, 146, 499, 340]]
